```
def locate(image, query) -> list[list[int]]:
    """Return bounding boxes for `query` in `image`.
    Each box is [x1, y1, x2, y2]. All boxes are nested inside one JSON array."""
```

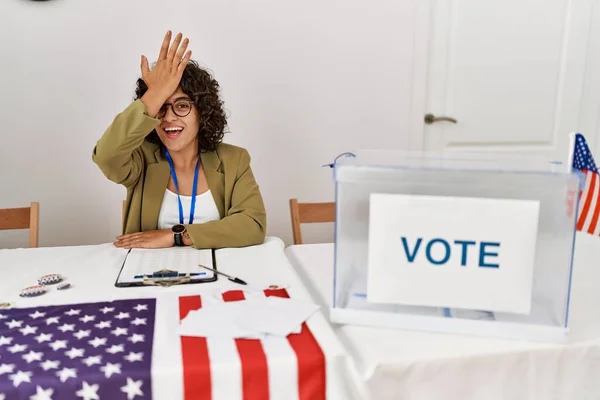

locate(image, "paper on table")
[[117, 247, 214, 285], [235, 296, 319, 337], [179, 306, 266, 339], [178, 295, 320, 339]]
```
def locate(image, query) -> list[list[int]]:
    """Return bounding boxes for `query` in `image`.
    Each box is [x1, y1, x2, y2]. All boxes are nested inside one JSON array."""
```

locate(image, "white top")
[[157, 189, 221, 230]]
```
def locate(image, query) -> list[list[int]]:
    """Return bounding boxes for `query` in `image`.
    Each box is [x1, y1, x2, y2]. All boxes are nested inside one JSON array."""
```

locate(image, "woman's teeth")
[[164, 127, 183, 138]]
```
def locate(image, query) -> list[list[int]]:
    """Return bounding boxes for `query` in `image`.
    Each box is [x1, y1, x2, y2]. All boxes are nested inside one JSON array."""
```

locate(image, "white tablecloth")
[[0, 237, 360, 400], [285, 233, 600, 400]]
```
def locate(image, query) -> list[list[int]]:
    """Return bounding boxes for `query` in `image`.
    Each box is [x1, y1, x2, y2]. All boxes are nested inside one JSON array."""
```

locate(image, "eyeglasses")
[[157, 99, 193, 119]]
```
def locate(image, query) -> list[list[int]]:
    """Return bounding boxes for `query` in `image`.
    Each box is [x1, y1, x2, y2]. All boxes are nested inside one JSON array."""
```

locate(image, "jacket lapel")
[[201, 150, 225, 219]]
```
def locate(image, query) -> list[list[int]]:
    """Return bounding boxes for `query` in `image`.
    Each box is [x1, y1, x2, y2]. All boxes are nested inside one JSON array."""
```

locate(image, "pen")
[[198, 265, 247, 285], [133, 272, 206, 279]]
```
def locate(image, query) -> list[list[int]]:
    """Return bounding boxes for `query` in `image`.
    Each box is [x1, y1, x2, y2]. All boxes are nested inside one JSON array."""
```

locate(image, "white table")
[[0, 237, 360, 400], [285, 233, 600, 400]]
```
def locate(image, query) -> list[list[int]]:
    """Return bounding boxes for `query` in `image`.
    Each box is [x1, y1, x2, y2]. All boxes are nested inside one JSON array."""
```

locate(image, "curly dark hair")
[[134, 60, 228, 152]]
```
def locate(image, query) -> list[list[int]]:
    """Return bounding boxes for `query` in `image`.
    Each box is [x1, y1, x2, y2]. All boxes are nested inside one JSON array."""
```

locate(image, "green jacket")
[[92, 99, 267, 249]]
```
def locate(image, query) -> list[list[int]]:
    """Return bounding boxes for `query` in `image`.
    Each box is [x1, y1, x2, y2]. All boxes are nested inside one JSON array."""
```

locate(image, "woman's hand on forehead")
[[139, 31, 193, 117]]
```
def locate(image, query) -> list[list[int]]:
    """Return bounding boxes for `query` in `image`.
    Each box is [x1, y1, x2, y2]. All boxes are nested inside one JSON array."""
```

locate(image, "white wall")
[[579, 0, 600, 156], [0, 0, 418, 248]]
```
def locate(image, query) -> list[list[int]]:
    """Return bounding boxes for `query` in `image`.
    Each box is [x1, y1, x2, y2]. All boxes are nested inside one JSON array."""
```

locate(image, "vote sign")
[[366, 193, 540, 314]]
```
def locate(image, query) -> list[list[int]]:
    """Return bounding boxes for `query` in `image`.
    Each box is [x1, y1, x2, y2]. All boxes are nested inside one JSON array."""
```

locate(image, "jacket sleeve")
[[186, 149, 267, 249], [92, 100, 160, 188]]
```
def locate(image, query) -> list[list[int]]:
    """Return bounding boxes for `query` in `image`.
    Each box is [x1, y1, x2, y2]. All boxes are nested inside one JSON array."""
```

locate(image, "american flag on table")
[[178, 288, 326, 400], [571, 133, 600, 236], [0, 298, 155, 400], [0, 288, 327, 400]]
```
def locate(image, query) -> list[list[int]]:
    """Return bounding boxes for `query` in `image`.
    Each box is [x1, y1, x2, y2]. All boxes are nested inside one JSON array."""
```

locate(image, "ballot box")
[[330, 150, 581, 343]]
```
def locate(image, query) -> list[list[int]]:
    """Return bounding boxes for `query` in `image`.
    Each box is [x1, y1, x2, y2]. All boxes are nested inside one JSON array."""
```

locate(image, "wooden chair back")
[[0, 202, 40, 248], [289, 198, 335, 245]]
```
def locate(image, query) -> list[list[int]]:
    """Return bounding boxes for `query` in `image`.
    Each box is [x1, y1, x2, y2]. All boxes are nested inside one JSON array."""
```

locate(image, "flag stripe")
[[222, 290, 246, 302], [222, 290, 270, 400], [179, 295, 212, 400], [587, 173, 600, 234], [253, 291, 300, 400], [577, 170, 595, 231], [264, 289, 326, 400], [179, 295, 200, 320], [206, 336, 243, 400], [582, 171, 597, 232], [594, 203, 600, 236]]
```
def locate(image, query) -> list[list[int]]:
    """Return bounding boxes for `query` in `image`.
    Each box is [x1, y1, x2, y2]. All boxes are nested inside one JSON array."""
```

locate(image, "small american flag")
[[0, 299, 155, 400], [572, 133, 600, 235]]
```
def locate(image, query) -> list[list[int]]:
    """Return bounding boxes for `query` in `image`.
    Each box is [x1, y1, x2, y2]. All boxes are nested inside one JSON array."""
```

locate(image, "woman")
[[93, 31, 266, 249]]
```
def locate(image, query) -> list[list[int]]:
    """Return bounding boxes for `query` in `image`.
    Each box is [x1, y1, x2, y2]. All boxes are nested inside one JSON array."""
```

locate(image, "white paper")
[[179, 306, 266, 339], [178, 295, 320, 339], [117, 247, 214, 284], [235, 296, 319, 337], [367, 193, 539, 314]]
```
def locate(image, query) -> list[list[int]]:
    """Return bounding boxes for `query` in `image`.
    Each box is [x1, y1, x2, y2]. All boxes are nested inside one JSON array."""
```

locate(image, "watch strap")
[[174, 233, 184, 246]]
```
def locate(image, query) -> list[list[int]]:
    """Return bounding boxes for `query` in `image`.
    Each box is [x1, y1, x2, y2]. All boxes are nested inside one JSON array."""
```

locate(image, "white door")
[[410, 0, 593, 164]]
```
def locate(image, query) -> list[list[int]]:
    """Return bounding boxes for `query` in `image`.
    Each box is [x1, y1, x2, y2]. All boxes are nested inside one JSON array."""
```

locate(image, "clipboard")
[[114, 247, 218, 287]]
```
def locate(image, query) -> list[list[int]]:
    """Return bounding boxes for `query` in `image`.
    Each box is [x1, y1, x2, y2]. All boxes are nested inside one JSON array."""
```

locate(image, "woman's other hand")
[[140, 31, 192, 117], [114, 230, 174, 249]]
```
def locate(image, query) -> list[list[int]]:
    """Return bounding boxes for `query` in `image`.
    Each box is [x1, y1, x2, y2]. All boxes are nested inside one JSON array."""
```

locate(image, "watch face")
[[171, 224, 186, 234]]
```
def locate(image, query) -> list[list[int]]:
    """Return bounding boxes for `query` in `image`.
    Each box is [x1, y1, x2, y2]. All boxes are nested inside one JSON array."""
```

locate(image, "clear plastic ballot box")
[[331, 150, 581, 343]]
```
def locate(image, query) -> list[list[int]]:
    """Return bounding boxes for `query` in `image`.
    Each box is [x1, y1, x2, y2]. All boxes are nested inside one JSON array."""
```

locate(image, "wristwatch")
[[171, 224, 187, 246]]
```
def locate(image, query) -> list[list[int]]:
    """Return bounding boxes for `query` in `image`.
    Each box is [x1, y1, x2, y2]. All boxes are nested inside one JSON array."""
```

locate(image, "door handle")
[[424, 113, 457, 124]]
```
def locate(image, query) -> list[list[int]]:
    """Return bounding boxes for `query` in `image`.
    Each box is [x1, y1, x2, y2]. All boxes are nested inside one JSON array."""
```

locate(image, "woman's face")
[[155, 88, 200, 155]]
